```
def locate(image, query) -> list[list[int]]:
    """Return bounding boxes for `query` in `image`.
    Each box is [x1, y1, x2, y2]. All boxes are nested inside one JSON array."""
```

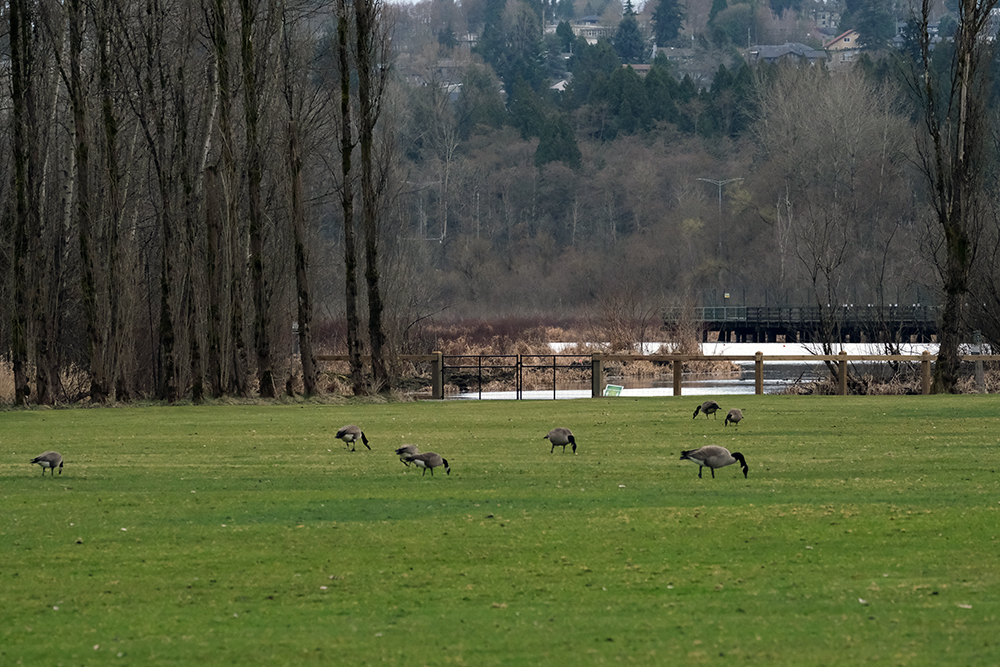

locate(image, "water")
[[447, 342, 939, 400]]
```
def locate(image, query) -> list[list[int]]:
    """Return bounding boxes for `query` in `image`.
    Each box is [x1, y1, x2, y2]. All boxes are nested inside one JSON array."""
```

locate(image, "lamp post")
[[697, 177, 744, 214]]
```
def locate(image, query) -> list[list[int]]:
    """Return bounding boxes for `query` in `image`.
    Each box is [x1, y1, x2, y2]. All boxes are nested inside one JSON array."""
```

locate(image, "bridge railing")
[[664, 305, 940, 326]]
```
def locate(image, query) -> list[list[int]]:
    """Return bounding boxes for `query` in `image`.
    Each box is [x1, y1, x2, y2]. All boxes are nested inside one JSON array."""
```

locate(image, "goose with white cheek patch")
[[405, 452, 451, 476], [336, 425, 371, 451], [680, 446, 748, 479], [693, 400, 721, 419], [544, 427, 577, 453], [31, 451, 64, 476]]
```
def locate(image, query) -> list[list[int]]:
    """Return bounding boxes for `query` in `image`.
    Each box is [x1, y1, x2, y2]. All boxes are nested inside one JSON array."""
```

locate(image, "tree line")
[[2, 0, 998, 402], [392, 0, 1000, 394], [3, 0, 397, 404]]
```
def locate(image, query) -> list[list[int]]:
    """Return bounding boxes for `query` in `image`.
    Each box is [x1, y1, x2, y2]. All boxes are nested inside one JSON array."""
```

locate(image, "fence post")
[[838, 350, 848, 396], [432, 351, 444, 399], [672, 358, 683, 396], [921, 350, 931, 395], [974, 330, 985, 393], [591, 355, 604, 397], [755, 351, 764, 395]]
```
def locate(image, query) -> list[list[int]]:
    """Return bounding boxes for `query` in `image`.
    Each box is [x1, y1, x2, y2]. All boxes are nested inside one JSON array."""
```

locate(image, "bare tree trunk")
[[288, 121, 318, 395], [205, 165, 225, 397], [207, 0, 249, 397], [356, 0, 392, 392], [241, 0, 276, 398], [913, 0, 996, 392], [338, 0, 365, 395], [98, 0, 124, 401], [9, 0, 33, 406], [67, 0, 109, 402], [207, 0, 233, 397]]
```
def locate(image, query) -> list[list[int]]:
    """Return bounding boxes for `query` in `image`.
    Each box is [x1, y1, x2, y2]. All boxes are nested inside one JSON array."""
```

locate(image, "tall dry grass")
[[0, 360, 14, 405]]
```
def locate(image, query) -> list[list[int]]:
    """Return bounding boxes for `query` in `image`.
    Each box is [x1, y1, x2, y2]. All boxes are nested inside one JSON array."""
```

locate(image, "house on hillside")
[[824, 29, 861, 69], [572, 16, 614, 44], [747, 43, 828, 65], [813, 7, 840, 32]]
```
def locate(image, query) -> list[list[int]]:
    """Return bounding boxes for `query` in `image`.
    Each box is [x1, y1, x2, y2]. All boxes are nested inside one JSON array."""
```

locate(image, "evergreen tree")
[[438, 22, 458, 52], [509, 76, 551, 139], [855, 0, 895, 49], [645, 59, 680, 123], [565, 39, 621, 109], [535, 114, 582, 168], [556, 20, 576, 51], [768, 0, 800, 18], [456, 65, 507, 138], [651, 0, 685, 46], [708, 0, 727, 23], [614, 0, 646, 64], [556, 0, 575, 20], [609, 65, 651, 134]]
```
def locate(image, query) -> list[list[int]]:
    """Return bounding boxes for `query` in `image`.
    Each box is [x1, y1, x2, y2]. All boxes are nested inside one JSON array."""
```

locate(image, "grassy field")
[[2, 395, 999, 666]]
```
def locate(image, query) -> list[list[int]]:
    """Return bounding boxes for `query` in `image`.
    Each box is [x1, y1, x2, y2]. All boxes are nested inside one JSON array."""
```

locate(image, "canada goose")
[[725, 409, 744, 427], [336, 425, 370, 451], [31, 451, 63, 476], [693, 400, 721, 419], [679, 446, 748, 479], [395, 444, 420, 466], [544, 427, 577, 453], [405, 452, 450, 476]]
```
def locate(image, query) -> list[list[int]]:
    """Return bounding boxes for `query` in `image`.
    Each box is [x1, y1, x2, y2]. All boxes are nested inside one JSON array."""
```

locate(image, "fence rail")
[[317, 351, 998, 398], [663, 305, 941, 343], [664, 305, 940, 325]]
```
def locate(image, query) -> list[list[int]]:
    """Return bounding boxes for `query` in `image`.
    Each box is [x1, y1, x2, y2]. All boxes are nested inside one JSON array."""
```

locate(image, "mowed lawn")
[[2, 395, 999, 666]]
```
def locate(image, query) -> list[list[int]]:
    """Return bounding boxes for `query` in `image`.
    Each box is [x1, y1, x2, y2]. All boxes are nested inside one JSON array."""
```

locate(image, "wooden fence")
[[317, 351, 999, 398], [590, 351, 1000, 397]]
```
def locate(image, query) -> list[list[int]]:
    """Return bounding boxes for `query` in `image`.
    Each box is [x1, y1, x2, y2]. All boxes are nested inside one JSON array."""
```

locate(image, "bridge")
[[663, 305, 940, 343]]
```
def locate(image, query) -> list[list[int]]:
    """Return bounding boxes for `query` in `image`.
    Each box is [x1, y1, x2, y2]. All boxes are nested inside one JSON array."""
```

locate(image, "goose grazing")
[[336, 425, 370, 451], [725, 409, 744, 427], [693, 400, 721, 419], [405, 452, 450, 476], [544, 427, 577, 454], [395, 444, 420, 466], [31, 451, 64, 476], [680, 446, 748, 479]]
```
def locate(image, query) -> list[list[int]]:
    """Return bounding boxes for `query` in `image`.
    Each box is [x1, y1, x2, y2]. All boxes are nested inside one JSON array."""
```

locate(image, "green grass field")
[[3, 395, 999, 666]]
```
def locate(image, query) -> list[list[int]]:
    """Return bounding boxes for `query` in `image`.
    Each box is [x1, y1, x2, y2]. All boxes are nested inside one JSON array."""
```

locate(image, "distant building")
[[747, 43, 828, 65], [571, 16, 614, 45], [813, 7, 840, 32], [823, 29, 861, 68]]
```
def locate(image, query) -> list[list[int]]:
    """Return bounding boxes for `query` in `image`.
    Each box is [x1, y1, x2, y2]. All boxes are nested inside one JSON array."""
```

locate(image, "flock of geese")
[[29, 403, 748, 481], [682, 400, 748, 479], [337, 426, 452, 476]]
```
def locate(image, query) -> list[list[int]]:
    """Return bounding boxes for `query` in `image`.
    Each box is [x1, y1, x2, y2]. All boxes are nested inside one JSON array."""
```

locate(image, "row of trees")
[[3, 0, 396, 404], [2, 0, 997, 400]]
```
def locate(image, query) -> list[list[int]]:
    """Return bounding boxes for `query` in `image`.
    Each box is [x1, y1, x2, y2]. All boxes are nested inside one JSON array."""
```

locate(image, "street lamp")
[[697, 177, 744, 214]]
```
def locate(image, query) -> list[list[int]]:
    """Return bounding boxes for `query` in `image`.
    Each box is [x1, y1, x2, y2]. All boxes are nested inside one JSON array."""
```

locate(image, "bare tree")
[[752, 65, 915, 382], [336, 0, 366, 394], [9, 0, 36, 405], [241, 0, 278, 397], [909, 0, 998, 392], [356, 0, 395, 392], [281, 1, 318, 396]]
